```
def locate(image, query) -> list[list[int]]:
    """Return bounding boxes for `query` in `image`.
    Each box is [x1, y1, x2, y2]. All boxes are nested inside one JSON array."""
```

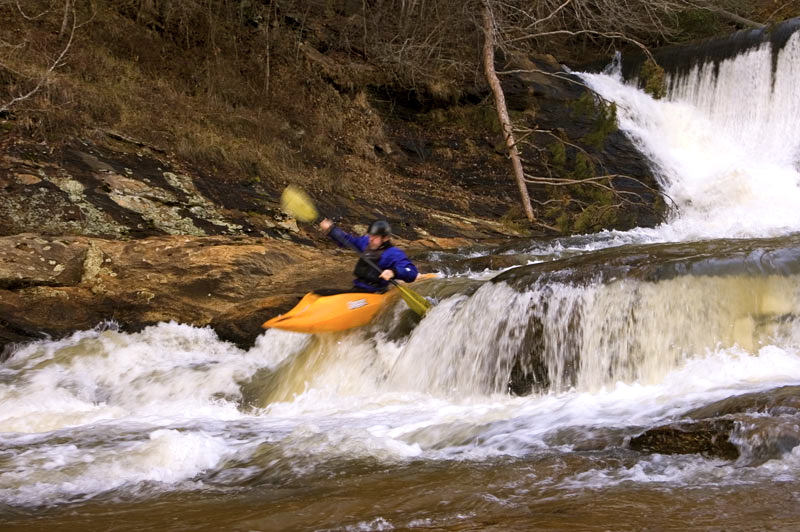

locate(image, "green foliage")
[[500, 206, 532, 235], [570, 93, 618, 149], [573, 152, 594, 181], [570, 92, 596, 118], [582, 101, 618, 149], [640, 60, 666, 99], [548, 141, 567, 169], [572, 205, 619, 234], [541, 139, 629, 233], [544, 205, 572, 233]]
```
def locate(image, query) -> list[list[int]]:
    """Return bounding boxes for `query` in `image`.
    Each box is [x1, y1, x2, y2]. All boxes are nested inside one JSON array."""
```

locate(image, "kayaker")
[[319, 218, 418, 293]]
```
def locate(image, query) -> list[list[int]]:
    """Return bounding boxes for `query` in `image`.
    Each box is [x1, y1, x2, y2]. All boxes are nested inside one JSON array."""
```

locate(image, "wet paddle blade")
[[396, 283, 431, 316], [281, 185, 319, 222]]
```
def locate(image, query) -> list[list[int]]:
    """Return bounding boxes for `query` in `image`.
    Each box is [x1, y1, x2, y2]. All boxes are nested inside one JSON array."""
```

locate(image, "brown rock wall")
[[0, 235, 89, 289], [0, 234, 355, 358]]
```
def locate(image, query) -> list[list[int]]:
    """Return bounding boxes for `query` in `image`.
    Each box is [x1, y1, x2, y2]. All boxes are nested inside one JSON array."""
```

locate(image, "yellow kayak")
[[262, 291, 393, 333]]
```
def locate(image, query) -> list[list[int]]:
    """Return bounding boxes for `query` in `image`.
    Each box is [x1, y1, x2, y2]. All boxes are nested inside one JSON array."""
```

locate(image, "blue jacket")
[[328, 226, 418, 292]]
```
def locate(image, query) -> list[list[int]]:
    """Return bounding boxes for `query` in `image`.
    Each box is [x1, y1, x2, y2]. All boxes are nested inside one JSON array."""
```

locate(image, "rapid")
[[3, 26, 800, 532]]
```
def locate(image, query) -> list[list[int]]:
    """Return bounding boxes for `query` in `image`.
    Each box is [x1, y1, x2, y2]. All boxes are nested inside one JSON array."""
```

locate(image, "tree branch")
[[1, 0, 93, 115], [705, 6, 765, 29]]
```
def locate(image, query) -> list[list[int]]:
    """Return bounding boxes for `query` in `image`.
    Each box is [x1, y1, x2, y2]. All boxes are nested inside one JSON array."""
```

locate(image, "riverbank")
[[0, 124, 524, 356]]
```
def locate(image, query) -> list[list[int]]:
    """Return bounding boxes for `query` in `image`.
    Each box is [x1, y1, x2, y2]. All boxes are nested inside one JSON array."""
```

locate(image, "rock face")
[[0, 235, 89, 289], [0, 138, 293, 240], [0, 233, 357, 357]]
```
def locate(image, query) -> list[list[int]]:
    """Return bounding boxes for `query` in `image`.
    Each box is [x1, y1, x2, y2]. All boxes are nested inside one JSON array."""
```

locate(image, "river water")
[[3, 29, 800, 532]]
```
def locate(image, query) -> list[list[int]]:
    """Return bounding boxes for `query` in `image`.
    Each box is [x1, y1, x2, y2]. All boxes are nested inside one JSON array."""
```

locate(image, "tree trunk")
[[60, 0, 74, 38], [481, 1, 535, 222], [710, 7, 765, 29]]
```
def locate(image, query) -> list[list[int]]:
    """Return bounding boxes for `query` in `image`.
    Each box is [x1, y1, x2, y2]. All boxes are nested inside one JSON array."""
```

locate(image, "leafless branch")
[[704, 6, 765, 28], [527, 0, 575, 29], [14, 0, 52, 20], [763, 1, 795, 24], [0, 0, 89, 115], [507, 29, 658, 63]]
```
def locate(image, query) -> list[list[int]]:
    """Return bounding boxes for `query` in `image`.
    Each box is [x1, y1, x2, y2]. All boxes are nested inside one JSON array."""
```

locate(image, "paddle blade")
[[281, 185, 319, 222], [396, 284, 432, 316]]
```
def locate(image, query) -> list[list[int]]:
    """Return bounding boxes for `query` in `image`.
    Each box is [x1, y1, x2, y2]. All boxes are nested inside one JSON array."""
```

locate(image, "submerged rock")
[[628, 419, 739, 460], [629, 385, 800, 464]]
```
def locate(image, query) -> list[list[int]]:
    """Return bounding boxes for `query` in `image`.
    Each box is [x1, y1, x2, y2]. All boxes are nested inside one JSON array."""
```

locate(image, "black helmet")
[[368, 220, 392, 236]]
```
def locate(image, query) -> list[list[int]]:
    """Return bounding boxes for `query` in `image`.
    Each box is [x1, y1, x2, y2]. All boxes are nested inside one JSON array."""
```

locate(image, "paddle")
[[281, 185, 432, 316]]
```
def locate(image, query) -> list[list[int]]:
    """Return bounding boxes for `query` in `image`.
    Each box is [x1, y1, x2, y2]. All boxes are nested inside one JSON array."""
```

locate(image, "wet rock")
[[733, 415, 800, 466], [686, 384, 800, 418], [682, 385, 800, 466], [0, 234, 354, 358], [0, 285, 120, 360], [0, 234, 88, 289], [628, 419, 739, 460], [210, 294, 304, 349], [493, 233, 800, 289], [453, 254, 531, 273]]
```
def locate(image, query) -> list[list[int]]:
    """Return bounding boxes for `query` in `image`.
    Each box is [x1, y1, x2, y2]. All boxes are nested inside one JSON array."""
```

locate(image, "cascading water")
[[579, 29, 800, 242], [4, 22, 800, 531]]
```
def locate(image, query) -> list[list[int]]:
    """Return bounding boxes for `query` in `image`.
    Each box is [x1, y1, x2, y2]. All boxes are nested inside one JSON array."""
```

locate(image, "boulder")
[[0, 234, 89, 289], [628, 419, 739, 460]]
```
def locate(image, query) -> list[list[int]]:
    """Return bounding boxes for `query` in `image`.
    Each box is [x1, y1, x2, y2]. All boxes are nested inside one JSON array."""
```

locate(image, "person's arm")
[[380, 248, 418, 283], [319, 219, 368, 252]]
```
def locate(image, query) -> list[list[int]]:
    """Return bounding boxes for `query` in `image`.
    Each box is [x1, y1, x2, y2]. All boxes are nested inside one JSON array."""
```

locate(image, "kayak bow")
[[262, 291, 393, 333]]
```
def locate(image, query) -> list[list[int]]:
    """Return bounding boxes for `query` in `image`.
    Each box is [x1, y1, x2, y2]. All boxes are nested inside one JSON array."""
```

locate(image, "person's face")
[[367, 234, 388, 250]]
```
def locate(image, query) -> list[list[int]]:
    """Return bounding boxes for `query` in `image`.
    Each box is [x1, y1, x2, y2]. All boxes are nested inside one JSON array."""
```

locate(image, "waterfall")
[[240, 267, 800, 398], [579, 27, 800, 241], [667, 31, 800, 169]]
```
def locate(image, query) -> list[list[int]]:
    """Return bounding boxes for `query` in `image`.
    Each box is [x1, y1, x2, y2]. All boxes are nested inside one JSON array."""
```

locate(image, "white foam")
[[3, 320, 800, 505], [0, 428, 234, 506], [0, 322, 310, 433]]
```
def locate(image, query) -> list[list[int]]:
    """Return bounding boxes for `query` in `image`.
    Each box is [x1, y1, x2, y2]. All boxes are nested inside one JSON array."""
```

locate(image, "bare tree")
[[476, 0, 727, 229], [332, 0, 730, 228], [0, 0, 92, 115], [482, 1, 535, 222]]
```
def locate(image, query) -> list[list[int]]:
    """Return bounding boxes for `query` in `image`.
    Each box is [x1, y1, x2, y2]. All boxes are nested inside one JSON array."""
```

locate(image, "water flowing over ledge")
[[580, 23, 800, 243], [620, 17, 800, 82]]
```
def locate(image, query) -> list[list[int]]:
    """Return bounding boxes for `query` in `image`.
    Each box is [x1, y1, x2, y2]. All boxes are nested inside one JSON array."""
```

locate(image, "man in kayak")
[[319, 218, 418, 293]]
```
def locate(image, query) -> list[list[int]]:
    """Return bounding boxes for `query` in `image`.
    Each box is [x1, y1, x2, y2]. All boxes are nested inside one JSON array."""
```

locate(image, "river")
[[3, 25, 800, 532]]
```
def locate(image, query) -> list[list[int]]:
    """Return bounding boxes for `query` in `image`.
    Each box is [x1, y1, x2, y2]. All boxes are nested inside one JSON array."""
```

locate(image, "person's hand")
[[379, 269, 395, 281], [319, 218, 333, 233]]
